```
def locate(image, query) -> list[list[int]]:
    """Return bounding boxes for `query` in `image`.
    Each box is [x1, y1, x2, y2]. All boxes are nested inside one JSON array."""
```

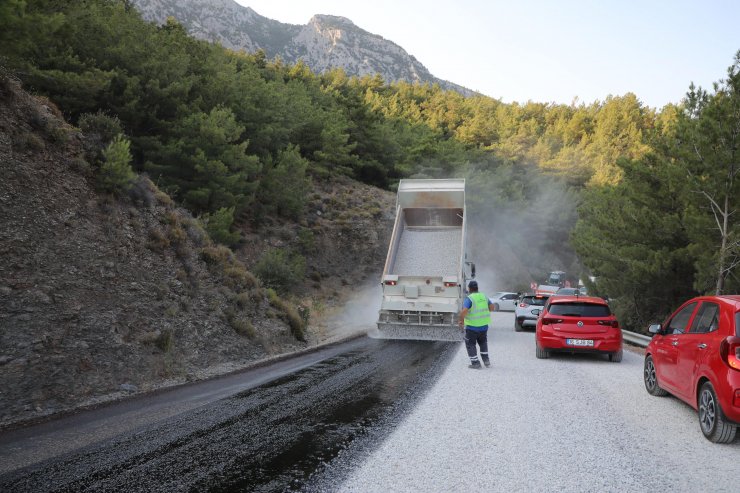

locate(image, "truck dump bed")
[[375, 179, 471, 342]]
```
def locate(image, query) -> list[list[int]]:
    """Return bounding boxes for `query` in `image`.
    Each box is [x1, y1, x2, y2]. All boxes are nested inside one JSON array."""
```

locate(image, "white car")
[[514, 293, 550, 331], [488, 292, 519, 311]]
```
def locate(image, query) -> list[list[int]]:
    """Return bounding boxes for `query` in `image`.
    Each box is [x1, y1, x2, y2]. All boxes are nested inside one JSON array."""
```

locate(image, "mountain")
[[130, 0, 474, 95]]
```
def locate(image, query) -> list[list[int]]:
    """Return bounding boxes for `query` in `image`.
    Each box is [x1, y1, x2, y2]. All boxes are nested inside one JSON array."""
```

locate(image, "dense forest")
[[1, 0, 738, 330]]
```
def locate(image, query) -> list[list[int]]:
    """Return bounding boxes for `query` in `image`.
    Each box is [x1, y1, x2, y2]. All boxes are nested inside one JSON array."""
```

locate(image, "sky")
[[235, 0, 739, 109]]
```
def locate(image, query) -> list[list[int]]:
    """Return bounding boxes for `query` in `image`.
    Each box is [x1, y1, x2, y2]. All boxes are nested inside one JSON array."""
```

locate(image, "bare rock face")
[[288, 15, 431, 84], [0, 74, 397, 429], [0, 77, 305, 428], [130, 0, 474, 95]]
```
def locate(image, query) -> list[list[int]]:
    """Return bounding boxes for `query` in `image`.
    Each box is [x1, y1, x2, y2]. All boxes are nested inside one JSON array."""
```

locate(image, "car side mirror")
[[648, 324, 661, 335]]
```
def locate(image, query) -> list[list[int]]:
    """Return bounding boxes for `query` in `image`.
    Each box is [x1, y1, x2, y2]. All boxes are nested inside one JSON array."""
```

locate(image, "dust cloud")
[[316, 172, 579, 339], [321, 278, 383, 339], [466, 173, 579, 294]]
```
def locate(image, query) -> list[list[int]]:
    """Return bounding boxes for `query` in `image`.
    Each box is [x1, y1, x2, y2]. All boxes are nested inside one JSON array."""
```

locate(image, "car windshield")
[[548, 302, 611, 317]]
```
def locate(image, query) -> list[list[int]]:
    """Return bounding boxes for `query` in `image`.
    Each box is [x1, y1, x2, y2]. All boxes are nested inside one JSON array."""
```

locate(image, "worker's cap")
[[468, 280, 478, 289]]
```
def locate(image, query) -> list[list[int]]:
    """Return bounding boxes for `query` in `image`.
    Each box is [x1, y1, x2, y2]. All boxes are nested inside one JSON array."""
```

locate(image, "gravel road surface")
[[319, 312, 740, 492]]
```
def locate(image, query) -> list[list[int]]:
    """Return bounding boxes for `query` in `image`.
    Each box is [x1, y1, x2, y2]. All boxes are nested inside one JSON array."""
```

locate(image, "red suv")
[[644, 295, 740, 443], [535, 296, 623, 361]]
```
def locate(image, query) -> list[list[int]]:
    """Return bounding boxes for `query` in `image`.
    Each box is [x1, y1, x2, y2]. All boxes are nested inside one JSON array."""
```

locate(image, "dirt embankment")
[[0, 77, 394, 428]]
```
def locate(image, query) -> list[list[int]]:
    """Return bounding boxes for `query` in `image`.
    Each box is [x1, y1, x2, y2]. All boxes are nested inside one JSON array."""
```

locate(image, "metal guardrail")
[[622, 329, 652, 348]]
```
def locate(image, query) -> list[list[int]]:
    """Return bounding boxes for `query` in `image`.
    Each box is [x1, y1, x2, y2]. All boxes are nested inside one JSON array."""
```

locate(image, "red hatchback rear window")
[[548, 302, 611, 317]]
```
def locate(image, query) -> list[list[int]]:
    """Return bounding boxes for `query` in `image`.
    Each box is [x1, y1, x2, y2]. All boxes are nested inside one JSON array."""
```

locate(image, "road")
[[313, 312, 740, 492], [2, 312, 739, 492], [0, 337, 457, 492]]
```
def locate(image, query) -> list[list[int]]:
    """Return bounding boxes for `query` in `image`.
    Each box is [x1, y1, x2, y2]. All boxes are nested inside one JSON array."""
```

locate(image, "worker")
[[458, 280, 494, 369]]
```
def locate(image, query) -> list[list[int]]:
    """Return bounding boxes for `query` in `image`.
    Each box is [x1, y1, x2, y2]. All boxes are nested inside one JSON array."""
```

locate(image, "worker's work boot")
[[482, 358, 491, 368], [468, 361, 482, 369]]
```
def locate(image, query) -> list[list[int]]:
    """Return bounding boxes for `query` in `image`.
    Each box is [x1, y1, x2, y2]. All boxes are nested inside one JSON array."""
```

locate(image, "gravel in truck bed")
[[390, 228, 462, 277]]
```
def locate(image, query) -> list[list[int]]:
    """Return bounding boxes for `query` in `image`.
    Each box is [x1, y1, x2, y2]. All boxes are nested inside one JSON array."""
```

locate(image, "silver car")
[[488, 292, 519, 311], [514, 293, 550, 331]]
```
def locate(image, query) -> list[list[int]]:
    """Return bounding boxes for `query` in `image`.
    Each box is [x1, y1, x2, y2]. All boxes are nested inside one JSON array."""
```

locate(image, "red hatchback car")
[[535, 296, 623, 361], [644, 295, 740, 443]]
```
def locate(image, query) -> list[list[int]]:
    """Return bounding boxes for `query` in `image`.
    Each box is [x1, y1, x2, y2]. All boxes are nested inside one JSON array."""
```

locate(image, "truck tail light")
[[720, 336, 740, 371], [384, 280, 397, 286], [444, 282, 458, 287]]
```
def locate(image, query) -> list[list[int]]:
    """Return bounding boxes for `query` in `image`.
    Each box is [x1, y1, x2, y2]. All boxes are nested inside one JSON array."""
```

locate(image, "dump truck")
[[375, 178, 474, 341]]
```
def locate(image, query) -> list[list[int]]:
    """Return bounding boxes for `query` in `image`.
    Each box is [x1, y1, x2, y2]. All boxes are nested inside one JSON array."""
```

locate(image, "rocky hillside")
[[130, 0, 474, 95], [0, 75, 394, 428]]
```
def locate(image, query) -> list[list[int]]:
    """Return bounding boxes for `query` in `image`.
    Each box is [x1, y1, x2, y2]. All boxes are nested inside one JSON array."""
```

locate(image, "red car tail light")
[[541, 317, 562, 325], [598, 320, 619, 328], [720, 336, 740, 371]]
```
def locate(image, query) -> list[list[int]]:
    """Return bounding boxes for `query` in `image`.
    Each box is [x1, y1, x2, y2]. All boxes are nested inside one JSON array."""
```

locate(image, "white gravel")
[[391, 227, 462, 277], [338, 312, 740, 492]]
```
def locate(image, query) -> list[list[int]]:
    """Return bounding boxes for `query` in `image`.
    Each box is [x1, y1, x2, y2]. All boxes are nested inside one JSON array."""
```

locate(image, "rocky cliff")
[[130, 0, 474, 95], [0, 75, 395, 428]]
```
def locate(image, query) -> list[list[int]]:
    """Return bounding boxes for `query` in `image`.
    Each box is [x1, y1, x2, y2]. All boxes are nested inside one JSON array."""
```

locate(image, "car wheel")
[[608, 350, 622, 363], [698, 382, 737, 443], [492, 303, 500, 311], [643, 355, 668, 396], [536, 344, 549, 359]]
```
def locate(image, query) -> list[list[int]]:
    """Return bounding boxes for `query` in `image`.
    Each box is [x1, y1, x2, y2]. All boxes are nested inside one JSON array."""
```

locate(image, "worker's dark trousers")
[[465, 328, 489, 364]]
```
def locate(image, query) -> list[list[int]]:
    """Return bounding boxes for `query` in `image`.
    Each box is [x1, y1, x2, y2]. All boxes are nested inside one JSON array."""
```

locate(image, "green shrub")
[[163, 210, 179, 225], [46, 123, 70, 144], [200, 245, 233, 266], [224, 264, 258, 290], [182, 217, 207, 247], [254, 248, 305, 293], [267, 289, 306, 341], [127, 175, 156, 208], [155, 190, 173, 206], [168, 224, 187, 245], [224, 307, 256, 338], [78, 111, 123, 144], [155, 329, 174, 352], [231, 317, 256, 338], [70, 157, 92, 175], [147, 228, 170, 252], [154, 282, 169, 300], [16, 132, 44, 152], [200, 207, 240, 246], [297, 227, 316, 253], [233, 291, 250, 309], [98, 135, 135, 194]]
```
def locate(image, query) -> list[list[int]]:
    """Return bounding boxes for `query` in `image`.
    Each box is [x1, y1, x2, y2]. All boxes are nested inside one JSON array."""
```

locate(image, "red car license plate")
[[566, 339, 594, 347]]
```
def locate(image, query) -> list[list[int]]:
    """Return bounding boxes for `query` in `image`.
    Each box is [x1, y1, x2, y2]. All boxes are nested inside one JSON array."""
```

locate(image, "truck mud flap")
[[373, 323, 462, 342]]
